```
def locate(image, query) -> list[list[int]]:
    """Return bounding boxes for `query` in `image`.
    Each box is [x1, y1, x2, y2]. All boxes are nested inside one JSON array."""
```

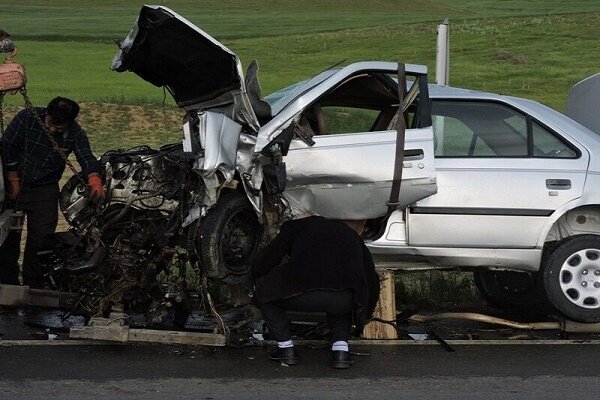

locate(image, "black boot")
[[331, 350, 354, 369], [269, 347, 299, 365]]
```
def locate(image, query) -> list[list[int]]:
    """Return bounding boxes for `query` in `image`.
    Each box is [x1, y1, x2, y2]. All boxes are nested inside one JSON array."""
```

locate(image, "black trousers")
[[0, 183, 59, 288], [258, 289, 354, 342]]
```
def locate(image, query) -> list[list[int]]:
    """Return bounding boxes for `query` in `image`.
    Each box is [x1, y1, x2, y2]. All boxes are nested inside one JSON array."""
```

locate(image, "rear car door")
[[408, 99, 588, 248]]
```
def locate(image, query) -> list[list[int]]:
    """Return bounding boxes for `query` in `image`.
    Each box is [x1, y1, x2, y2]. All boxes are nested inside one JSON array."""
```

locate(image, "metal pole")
[[436, 18, 449, 85]]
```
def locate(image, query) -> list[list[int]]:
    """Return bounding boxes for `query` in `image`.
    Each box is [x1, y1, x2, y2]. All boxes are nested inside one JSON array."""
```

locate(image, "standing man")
[[0, 97, 105, 287], [252, 215, 380, 369]]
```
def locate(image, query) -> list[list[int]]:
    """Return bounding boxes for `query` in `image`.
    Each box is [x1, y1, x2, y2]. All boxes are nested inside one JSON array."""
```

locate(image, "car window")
[[532, 121, 577, 158], [432, 115, 494, 156], [432, 100, 576, 158], [320, 106, 382, 134], [296, 71, 430, 138]]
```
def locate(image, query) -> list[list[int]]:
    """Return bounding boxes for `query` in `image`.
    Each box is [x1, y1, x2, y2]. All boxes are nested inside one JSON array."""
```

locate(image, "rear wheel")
[[473, 270, 548, 311], [543, 235, 600, 322], [197, 192, 265, 284]]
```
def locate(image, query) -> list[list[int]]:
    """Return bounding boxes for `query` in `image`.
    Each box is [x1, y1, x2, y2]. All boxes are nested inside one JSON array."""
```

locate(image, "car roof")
[[429, 84, 510, 100]]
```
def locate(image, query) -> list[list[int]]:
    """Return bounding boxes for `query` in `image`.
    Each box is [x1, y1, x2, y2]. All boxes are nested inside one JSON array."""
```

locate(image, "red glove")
[[87, 174, 106, 202], [7, 171, 20, 200]]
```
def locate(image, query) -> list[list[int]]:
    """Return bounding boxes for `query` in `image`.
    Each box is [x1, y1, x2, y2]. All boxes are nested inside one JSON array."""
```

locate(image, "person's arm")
[[71, 126, 104, 201], [71, 126, 100, 176], [251, 222, 293, 281]]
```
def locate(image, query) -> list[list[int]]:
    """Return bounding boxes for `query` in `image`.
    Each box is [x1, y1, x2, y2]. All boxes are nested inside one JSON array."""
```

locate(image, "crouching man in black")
[[252, 215, 380, 369]]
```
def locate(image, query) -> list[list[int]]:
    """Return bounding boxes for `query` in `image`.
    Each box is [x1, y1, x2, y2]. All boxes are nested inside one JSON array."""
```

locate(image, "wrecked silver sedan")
[[48, 5, 436, 323], [52, 6, 600, 325]]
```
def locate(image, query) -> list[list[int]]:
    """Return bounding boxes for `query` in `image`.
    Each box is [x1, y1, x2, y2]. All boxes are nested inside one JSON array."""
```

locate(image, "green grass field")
[[1, 0, 599, 153]]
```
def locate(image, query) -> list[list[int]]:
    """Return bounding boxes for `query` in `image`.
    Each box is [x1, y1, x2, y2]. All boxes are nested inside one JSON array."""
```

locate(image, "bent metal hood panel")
[[112, 5, 258, 129]]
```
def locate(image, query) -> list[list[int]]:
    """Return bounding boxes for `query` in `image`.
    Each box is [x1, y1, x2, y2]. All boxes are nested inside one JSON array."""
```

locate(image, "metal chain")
[[19, 86, 86, 186]]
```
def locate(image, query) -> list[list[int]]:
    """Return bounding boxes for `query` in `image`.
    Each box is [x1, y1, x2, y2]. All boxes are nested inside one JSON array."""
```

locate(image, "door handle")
[[404, 149, 424, 160], [546, 179, 571, 190]]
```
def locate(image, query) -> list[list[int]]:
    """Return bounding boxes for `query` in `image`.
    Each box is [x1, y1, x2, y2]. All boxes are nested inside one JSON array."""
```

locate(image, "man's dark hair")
[[46, 97, 80, 124]]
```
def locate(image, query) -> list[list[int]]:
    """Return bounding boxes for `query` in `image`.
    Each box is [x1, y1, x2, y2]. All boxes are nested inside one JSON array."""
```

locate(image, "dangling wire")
[[162, 86, 169, 144]]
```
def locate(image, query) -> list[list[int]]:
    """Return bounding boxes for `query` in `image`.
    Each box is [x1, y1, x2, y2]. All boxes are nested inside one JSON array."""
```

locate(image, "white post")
[[436, 18, 449, 86]]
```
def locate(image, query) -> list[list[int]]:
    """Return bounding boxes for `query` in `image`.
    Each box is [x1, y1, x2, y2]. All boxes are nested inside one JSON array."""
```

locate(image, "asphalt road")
[[1, 342, 598, 399]]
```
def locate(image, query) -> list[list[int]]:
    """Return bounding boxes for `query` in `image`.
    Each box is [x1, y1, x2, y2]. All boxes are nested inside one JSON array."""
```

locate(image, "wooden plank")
[[129, 329, 227, 346], [29, 288, 78, 308], [0, 284, 78, 308], [70, 325, 129, 342], [70, 325, 227, 347], [0, 284, 30, 306], [362, 270, 398, 339]]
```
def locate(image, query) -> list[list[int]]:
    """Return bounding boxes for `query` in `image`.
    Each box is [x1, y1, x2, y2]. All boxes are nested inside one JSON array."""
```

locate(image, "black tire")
[[197, 192, 264, 284], [473, 270, 548, 311], [543, 235, 600, 323]]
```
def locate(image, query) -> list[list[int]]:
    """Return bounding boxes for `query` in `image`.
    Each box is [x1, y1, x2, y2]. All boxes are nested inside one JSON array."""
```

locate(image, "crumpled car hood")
[[111, 5, 253, 116]]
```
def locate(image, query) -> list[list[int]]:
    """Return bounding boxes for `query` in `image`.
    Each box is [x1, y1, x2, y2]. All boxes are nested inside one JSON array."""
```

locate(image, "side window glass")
[[532, 121, 577, 158], [432, 116, 493, 156], [432, 101, 531, 157], [320, 106, 381, 134]]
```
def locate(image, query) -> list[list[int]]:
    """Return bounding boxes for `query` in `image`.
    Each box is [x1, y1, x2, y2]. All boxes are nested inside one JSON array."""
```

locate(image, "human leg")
[[257, 300, 299, 365], [0, 196, 22, 284], [282, 290, 354, 339], [0, 229, 22, 285], [21, 184, 58, 288], [258, 300, 292, 342], [282, 290, 355, 368]]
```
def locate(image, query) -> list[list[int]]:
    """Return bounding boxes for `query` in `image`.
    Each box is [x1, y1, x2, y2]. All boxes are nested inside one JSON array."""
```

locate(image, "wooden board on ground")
[[363, 269, 398, 339], [70, 325, 227, 347], [0, 284, 77, 308]]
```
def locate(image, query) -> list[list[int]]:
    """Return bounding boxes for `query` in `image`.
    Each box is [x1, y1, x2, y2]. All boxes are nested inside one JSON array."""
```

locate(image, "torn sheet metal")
[[191, 111, 242, 182]]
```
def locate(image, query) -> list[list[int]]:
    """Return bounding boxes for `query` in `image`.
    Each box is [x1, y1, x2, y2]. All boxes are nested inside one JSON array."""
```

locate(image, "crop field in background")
[[1, 0, 599, 305]]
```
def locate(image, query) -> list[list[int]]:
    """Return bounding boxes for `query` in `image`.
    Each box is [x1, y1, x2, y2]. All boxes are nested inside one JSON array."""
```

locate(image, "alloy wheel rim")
[[559, 248, 600, 309]]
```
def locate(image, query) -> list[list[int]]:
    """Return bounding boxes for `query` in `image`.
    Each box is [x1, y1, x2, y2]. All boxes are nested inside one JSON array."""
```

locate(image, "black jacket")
[[252, 216, 380, 331]]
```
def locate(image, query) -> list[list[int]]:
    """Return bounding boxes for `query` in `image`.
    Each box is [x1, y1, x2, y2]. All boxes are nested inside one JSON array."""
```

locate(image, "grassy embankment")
[[1, 0, 599, 306], [2, 1, 598, 150]]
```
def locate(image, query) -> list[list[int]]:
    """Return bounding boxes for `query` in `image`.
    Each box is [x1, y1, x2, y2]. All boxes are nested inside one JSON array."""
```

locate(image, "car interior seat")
[[299, 104, 327, 135], [244, 60, 272, 126]]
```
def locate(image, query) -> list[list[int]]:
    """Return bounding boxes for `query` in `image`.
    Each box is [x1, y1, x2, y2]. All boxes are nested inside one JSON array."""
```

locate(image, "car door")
[[282, 106, 437, 220], [254, 64, 437, 220], [408, 99, 588, 248], [284, 129, 435, 219]]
